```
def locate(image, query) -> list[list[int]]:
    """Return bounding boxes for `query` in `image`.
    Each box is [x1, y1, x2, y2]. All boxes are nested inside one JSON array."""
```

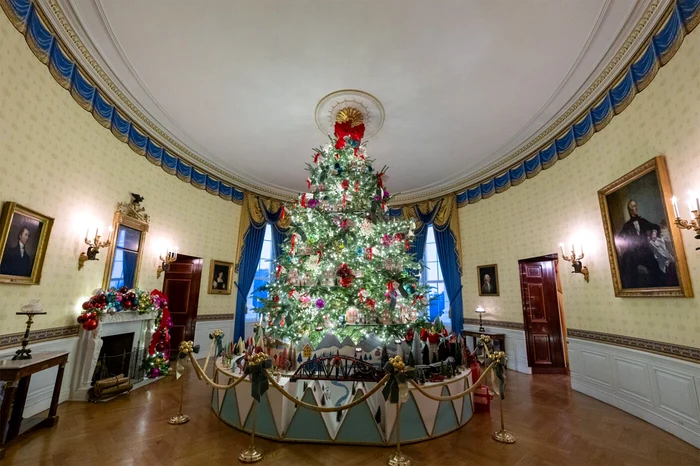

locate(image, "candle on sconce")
[[672, 196, 680, 218]]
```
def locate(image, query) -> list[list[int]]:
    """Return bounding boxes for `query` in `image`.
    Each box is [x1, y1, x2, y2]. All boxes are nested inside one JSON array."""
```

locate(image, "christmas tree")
[[258, 108, 430, 345]]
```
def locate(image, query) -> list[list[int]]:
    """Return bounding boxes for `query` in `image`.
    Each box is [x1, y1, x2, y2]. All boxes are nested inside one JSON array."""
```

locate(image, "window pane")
[[427, 265, 439, 282], [116, 225, 141, 251]]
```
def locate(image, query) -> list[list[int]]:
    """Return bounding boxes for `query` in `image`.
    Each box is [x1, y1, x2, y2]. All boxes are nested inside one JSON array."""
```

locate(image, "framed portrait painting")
[[0, 202, 54, 285], [598, 156, 692, 297], [477, 264, 499, 296], [208, 260, 233, 295]]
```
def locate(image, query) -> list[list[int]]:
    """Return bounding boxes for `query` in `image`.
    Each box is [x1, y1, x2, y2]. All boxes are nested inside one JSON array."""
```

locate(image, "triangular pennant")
[[284, 388, 332, 441], [388, 393, 429, 444], [243, 393, 280, 438], [462, 391, 474, 425], [432, 386, 459, 436], [235, 383, 255, 426], [446, 377, 465, 424], [413, 384, 442, 434], [265, 382, 286, 436], [335, 390, 384, 444], [219, 388, 241, 427]]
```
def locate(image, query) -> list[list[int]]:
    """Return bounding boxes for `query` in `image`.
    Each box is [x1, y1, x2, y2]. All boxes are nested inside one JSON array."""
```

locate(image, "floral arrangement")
[[419, 318, 449, 344]]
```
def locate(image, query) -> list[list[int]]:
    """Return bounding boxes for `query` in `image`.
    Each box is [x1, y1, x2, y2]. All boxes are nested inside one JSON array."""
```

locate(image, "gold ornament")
[[179, 340, 194, 354]]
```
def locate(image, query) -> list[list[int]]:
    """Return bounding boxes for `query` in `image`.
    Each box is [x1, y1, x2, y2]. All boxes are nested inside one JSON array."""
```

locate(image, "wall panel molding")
[[569, 337, 700, 448]]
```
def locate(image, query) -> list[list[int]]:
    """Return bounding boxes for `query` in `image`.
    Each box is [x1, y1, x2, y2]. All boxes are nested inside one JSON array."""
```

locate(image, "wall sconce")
[[559, 243, 589, 282], [671, 195, 700, 249], [78, 227, 111, 270], [157, 248, 178, 278], [475, 305, 486, 332]]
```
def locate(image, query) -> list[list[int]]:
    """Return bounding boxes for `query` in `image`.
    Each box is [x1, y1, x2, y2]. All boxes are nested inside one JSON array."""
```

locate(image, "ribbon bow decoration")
[[491, 351, 508, 400], [244, 352, 272, 402], [209, 329, 225, 357], [382, 355, 414, 404]]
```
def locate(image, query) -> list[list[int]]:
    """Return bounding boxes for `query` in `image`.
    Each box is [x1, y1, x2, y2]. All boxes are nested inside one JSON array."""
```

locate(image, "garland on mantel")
[[78, 287, 172, 378]]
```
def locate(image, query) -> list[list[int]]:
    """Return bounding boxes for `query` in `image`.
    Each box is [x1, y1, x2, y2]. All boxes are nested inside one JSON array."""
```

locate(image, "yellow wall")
[[460, 27, 700, 348], [0, 18, 240, 333]]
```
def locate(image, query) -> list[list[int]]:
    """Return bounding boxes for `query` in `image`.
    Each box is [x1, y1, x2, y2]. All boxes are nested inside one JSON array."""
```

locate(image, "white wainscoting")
[[194, 318, 235, 353], [568, 337, 700, 448], [462, 324, 531, 374], [0, 336, 78, 418]]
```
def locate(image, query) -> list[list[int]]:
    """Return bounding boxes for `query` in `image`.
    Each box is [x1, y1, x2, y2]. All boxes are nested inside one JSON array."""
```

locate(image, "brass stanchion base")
[[238, 446, 263, 463], [168, 413, 190, 425], [492, 429, 516, 444], [388, 452, 412, 466]]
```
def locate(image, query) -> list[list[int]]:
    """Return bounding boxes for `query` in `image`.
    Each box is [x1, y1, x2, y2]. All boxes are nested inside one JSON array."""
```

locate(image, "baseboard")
[[0, 336, 78, 418], [568, 337, 700, 449], [462, 324, 531, 374]]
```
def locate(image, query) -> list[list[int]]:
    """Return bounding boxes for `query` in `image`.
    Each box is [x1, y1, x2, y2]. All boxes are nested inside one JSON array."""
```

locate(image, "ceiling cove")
[[3, 0, 699, 204]]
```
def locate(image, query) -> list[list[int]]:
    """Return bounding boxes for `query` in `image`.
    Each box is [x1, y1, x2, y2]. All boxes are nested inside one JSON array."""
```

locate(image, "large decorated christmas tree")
[[258, 108, 430, 345]]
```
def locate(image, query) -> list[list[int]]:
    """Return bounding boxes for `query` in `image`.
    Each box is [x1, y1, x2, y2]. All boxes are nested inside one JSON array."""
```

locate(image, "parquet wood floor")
[[4, 366, 699, 466]]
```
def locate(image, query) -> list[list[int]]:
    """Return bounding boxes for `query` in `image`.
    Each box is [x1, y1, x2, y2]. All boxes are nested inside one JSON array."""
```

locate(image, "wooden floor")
[[5, 366, 699, 466]]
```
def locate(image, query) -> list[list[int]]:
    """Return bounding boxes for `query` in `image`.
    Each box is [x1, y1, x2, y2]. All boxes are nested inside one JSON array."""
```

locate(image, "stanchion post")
[[492, 392, 515, 444], [388, 398, 412, 466], [168, 361, 190, 425], [239, 400, 263, 463]]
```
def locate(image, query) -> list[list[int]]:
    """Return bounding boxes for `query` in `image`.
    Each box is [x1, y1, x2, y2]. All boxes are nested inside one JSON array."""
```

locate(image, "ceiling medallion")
[[315, 90, 385, 140]]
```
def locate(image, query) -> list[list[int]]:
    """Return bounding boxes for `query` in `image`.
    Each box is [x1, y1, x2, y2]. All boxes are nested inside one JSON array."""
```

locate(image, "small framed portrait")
[[208, 260, 233, 295], [0, 202, 54, 285], [477, 264, 499, 296], [598, 156, 692, 297]]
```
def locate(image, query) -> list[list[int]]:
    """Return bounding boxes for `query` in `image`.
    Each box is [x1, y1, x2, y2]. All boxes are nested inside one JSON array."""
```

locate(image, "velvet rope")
[[408, 361, 497, 402], [187, 352, 248, 390], [265, 372, 391, 413]]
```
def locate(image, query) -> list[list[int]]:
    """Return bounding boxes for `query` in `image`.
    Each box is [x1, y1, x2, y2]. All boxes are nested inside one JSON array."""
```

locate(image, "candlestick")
[[672, 196, 680, 218]]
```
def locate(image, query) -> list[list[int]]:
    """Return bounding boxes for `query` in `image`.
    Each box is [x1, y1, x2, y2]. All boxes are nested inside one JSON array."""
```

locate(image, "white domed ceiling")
[[50, 0, 663, 201]]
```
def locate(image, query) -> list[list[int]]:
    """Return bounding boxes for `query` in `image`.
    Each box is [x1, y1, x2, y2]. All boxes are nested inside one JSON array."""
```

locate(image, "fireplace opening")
[[91, 333, 147, 384]]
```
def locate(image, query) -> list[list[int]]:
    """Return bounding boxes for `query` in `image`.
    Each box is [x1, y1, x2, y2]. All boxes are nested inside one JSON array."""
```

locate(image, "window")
[[421, 225, 451, 330], [246, 224, 275, 323]]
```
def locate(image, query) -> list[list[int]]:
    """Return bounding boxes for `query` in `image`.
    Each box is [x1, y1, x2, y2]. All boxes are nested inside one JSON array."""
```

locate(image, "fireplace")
[[91, 332, 135, 383], [71, 312, 156, 400]]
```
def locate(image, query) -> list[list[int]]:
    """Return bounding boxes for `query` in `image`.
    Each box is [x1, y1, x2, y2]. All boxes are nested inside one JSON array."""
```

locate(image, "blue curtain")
[[433, 223, 463, 332], [122, 250, 138, 289], [233, 219, 266, 342], [259, 199, 288, 259], [412, 199, 464, 332]]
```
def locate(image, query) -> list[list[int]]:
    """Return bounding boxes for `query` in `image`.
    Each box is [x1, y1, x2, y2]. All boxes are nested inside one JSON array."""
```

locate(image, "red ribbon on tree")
[[317, 250, 322, 264], [314, 152, 323, 163], [307, 178, 312, 189], [354, 181, 360, 192], [334, 121, 366, 149], [301, 193, 307, 208], [366, 247, 373, 260]]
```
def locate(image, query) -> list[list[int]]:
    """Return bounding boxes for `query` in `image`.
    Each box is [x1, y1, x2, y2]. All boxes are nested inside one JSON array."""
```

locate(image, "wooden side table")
[[462, 330, 506, 354], [0, 351, 69, 460]]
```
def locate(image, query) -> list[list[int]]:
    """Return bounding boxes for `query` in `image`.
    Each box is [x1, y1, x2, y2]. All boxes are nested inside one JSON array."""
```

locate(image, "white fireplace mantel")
[[70, 311, 155, 400]]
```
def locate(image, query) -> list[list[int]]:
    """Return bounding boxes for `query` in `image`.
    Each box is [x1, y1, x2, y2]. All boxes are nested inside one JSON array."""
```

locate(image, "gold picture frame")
[[209, 260, 233, 295], [477, 264, 499, 296], [598, 156, 692, 297], [0, 202, 54, 285]]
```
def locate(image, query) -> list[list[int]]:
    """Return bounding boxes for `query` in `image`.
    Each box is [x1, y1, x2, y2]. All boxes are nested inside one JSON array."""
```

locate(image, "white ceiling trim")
[[39, 0, 669, 202]]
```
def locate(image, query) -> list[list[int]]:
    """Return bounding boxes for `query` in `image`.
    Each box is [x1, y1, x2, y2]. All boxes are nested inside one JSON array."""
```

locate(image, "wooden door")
[[162, 254, 202, 357], [519, 257, 567, 374]]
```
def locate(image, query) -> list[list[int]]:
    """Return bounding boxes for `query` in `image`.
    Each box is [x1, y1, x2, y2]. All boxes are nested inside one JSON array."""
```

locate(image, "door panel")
[[519, 258, 567, 374], [162, 254, 202, 357]]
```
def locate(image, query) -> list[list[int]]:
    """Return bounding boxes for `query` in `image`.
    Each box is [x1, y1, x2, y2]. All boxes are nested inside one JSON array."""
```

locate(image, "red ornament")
[[77, 314, 87, 324], [84, 319, 98, 331], [272, 295, 280, 303], [339, 275, 354, 288], [155, 341, 165, 352], [341, 179, 350, 190], [124, 301, 132, 309], [82, 302, 90, 310], [405, 328, 415, 343]]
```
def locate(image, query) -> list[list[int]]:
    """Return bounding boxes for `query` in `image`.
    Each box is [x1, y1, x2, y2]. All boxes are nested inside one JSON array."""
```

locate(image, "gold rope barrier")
[[407, 361, 497, 402], [187, 352, 249, 390], [265, 372, 391, 413]]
